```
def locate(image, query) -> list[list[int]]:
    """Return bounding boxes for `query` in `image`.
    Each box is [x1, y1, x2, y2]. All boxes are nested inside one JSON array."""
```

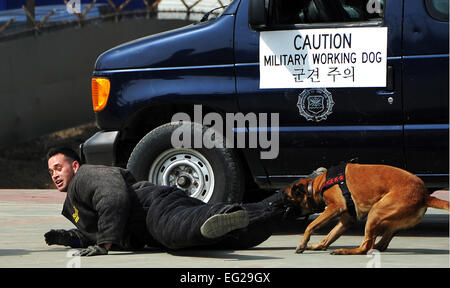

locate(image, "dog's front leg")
[[307, 213, 355, 251], [296, 205, 341, 253]]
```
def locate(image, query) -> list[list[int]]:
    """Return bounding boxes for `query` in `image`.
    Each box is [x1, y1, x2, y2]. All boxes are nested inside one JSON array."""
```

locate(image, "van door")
[[235, 0, 405, 188], [402, 0, 449, 187]]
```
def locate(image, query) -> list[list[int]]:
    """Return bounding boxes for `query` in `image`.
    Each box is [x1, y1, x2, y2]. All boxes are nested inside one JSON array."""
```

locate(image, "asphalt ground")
[[0, 189, 448, 269]]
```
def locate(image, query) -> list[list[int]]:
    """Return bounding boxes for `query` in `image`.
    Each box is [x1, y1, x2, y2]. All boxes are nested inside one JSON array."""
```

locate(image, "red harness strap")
[[319, 162, 356, 218]]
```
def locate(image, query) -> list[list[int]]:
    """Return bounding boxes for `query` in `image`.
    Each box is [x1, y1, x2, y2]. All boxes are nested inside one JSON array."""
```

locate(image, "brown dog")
[[284, 163, 449, 255]]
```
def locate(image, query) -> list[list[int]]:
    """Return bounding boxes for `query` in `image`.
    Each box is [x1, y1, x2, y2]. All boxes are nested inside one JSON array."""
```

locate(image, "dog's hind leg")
[[374, 206, 427, 251], [374, 229, 397, 252], [307, 213, 355, 251]]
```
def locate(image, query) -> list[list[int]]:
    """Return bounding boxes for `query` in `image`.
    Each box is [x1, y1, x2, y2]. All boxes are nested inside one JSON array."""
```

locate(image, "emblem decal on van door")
[[297, 88, 335, 122]]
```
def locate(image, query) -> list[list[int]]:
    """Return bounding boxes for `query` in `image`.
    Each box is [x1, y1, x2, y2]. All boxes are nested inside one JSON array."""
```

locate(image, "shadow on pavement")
[[167, 249, 284, 261], [0, 247, 69, 256], [321, 246, 449, 255]]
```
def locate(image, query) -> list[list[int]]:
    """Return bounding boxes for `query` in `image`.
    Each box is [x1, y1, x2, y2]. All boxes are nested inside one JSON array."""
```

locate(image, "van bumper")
[[80, 131, 119, 166]]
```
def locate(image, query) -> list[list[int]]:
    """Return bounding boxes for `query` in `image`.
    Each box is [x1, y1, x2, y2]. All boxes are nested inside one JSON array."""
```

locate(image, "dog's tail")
[[426, 195, 449, 211]]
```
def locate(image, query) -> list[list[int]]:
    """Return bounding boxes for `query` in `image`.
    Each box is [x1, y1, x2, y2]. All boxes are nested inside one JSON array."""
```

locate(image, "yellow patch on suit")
[[72, 205, 79, 223]]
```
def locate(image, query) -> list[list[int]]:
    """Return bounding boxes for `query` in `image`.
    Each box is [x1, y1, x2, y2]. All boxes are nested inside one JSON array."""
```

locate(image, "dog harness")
[[319, 162, 356, 218]]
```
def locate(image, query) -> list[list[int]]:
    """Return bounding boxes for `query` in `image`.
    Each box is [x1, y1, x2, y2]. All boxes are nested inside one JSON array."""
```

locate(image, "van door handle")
[[386, 65, 394, 91], [377, 65, 394, 93]]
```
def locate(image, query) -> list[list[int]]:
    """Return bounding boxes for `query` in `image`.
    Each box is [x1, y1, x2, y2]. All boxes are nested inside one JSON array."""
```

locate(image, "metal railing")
[[0, 0, 231, 40]]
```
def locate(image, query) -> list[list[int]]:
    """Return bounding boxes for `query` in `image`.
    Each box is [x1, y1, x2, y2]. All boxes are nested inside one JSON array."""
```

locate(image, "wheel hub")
[[176, 175, 191, 188], [149, 149, 215, 203]]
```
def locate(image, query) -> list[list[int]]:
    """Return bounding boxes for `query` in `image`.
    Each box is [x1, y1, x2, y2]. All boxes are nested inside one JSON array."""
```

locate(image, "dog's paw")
[[307, 244, 327, 251], [295, 245, 306, 254], [330, 249, 348, 255]]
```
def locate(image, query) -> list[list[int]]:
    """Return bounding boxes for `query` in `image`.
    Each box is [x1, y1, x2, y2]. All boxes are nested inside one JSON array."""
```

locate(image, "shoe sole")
[[200, 210, 250, 239]]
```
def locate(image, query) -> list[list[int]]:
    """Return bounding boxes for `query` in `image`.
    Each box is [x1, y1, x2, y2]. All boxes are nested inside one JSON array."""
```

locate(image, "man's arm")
[[75, 166, 132, 248]]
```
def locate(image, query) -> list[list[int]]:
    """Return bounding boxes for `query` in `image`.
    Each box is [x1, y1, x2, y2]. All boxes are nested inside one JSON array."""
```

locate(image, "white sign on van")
[[259, 27, 387, 89]]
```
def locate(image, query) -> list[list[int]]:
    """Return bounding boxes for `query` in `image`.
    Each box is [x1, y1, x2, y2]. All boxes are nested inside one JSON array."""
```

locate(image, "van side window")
[[271, 0, 384, 25], [425, 0, 449, 22]]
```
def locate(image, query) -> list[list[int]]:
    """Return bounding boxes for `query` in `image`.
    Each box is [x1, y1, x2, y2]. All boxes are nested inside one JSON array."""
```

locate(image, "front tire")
[[127, 122, 244, 203]]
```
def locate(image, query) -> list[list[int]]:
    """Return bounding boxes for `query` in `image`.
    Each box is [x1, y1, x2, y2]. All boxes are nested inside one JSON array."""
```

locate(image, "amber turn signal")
[[92, 78, 111, 111]]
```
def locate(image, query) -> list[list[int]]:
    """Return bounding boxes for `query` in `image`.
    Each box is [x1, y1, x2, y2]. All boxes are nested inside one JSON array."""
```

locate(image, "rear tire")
[[127, 122, 244, 203]]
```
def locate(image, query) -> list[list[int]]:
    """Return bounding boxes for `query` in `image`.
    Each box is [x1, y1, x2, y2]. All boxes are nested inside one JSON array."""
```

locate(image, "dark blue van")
[[81, 0, 449, 203]]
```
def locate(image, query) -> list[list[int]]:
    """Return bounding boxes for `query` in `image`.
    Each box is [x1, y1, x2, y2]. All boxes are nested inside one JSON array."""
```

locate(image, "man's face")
[[48, 153, 79, 192]]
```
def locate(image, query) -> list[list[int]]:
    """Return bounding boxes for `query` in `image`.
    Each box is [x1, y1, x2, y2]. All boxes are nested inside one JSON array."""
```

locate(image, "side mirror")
[[248, 0, 268, 30]]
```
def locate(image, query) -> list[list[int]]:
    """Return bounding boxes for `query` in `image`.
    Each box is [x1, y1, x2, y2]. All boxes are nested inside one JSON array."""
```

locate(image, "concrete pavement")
[[0, 189, 448, 268]]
